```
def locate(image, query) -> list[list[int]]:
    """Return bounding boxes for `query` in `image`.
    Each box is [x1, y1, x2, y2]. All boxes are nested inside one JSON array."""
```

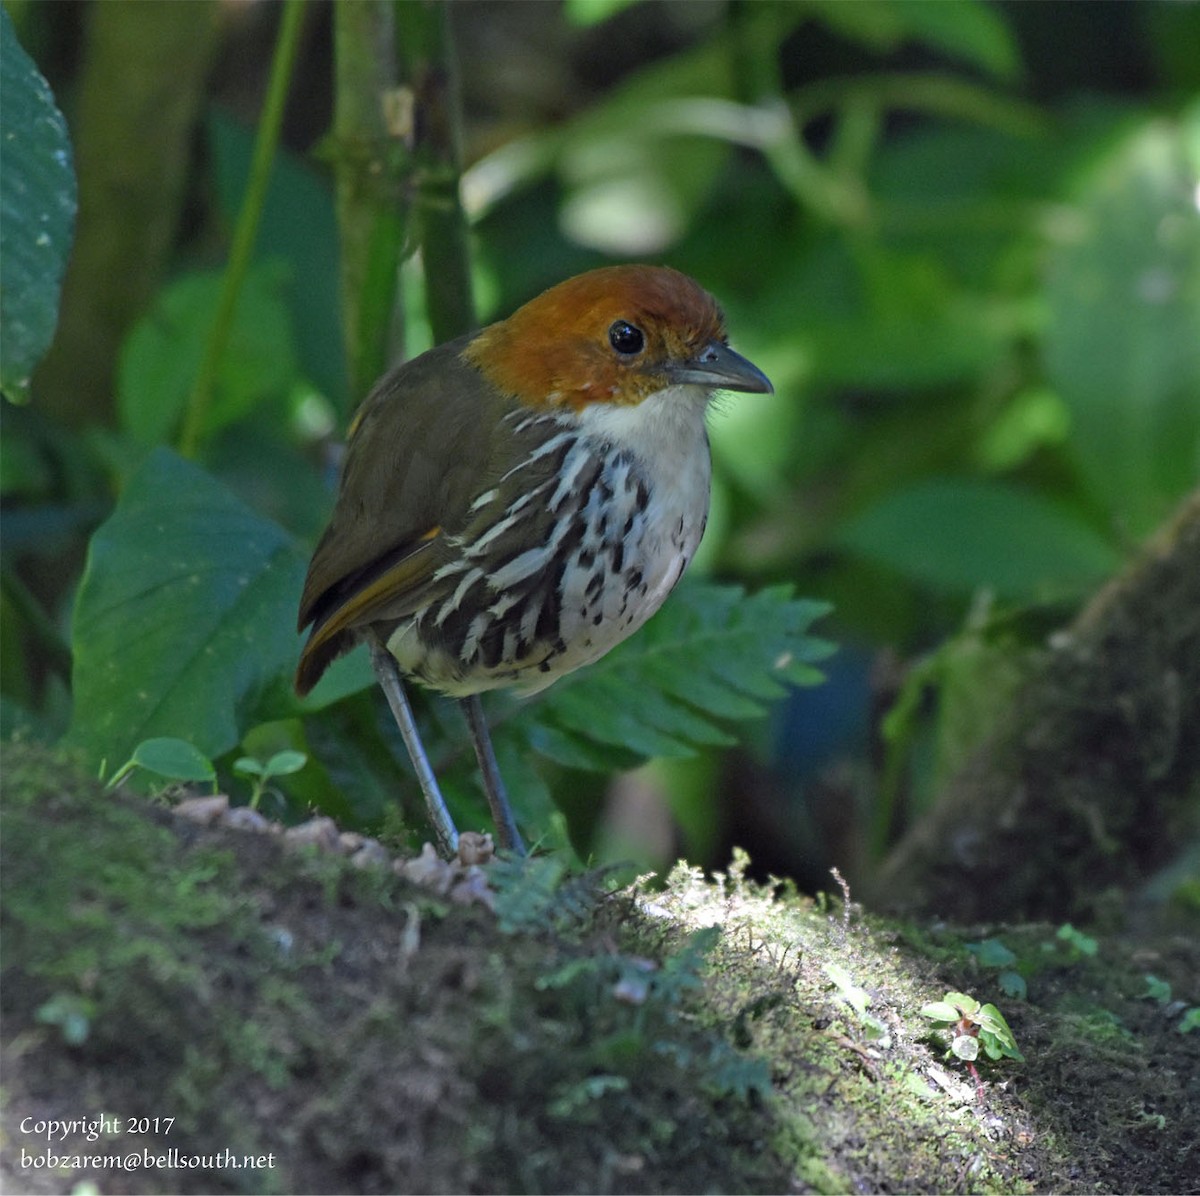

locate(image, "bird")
[[295, 265, 772, 857]]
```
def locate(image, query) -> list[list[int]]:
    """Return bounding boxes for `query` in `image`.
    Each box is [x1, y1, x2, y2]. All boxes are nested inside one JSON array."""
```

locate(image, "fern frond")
[[506, 581, 834, 774]]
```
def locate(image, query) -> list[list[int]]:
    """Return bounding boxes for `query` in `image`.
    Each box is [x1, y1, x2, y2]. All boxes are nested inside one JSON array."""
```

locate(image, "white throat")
[[575, 383, 713, 482]]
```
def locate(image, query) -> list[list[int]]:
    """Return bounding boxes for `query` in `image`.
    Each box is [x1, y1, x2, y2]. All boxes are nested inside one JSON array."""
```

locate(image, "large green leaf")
[[891, 0, 1020, 82], [68, 448, 308, 768], [117, 264, 298, 448], [837, 477, 1121, 599], [806, 0, 1020, 80], [1044, 116, 1200, 538], [0, 6, 77, 401]]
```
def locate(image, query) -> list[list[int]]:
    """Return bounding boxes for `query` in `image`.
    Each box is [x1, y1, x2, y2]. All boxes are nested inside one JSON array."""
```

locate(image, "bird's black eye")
[[608, 320, 645, 355]]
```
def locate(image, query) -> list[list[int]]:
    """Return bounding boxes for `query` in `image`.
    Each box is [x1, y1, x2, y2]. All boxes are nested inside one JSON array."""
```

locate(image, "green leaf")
[[703, 1049, 773, 1102], [535, 956, 605, 992], [510, 582, 833, 774], [563, 0, 641, 26], [838, 478, 1121, 600], [117, 264, 298, 448], [1055, 922, 1099, 957], [966, 938, 1017, 968], [492, 736, 555, 831], [824, 962, 872, 1016], [126, 737, 216, 784], [893, 0, 1021, 82], [550, 674, 735, 759], [951, 1034, 980, 1061], [1140, 975, 1172, 1004], [526, 721, 643, 773], [296, 692, 409, 828], [945, 991, 980, 1014], [36, 993, 94, 1047], [918, 1001, 962, 1024], [806, 0, 1020, 80], [554, 92, 730, 256], [999, 971, 1028, 1001], [808, 303, 1009, 391], [468, 25, 768, 255], [975, 1005, 1025, 1062], [68, 447, 307, 769], [0, 6, 77, 401], [1043, 117, 1200, 538], [492, 854, 570, 934], [296, 643, 375, 711], [548, 1074, 630, 1119], [803, 0, 907, 51], [974, 1003, 1018, 1045], [264, 749, 307, 777]]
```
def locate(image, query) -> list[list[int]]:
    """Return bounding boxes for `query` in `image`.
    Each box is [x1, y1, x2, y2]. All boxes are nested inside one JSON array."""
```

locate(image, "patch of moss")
[[1, 744, 793, 1194], [903, 917, 1200, 1193], [3, 743, 1197, 1194], [1, 745, 306, 1191], [621, 855, 1048, 1194]]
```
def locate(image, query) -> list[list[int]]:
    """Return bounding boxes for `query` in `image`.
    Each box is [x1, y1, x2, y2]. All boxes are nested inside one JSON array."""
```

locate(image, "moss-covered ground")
[[2, 742, 1197, 1193]]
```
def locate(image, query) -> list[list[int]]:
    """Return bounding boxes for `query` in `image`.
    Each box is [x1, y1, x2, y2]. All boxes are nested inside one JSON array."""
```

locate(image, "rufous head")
[[464, 265, 772, 410]]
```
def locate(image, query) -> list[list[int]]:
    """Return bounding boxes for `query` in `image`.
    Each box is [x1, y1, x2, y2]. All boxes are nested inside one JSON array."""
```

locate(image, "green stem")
[[178, 0, 306, 458], [334, 0, 407, 407], [394, 0, 475, 341]]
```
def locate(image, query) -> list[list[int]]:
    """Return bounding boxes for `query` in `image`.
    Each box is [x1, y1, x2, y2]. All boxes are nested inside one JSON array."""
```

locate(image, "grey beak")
[[669, 340, 774, 394]]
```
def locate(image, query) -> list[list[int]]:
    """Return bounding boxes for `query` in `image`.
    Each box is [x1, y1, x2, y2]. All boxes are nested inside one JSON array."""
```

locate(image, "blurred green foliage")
[[0, 5, 75, 402], [2, 0, 1197, 875]]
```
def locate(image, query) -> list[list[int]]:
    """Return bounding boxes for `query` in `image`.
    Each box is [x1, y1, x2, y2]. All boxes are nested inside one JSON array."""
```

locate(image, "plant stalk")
[[394, 0, 475, 342], [333, 0, 408, 407], [178, 0, 306, 458]]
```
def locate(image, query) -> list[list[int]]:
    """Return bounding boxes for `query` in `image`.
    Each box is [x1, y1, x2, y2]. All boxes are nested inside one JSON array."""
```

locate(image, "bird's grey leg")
[[461, 693, 527, 856], [369, 640, 460, 857]]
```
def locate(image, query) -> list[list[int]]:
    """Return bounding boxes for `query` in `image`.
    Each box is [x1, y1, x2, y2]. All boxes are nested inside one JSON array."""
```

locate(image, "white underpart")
[[540, 384, 712, 678], [388, 384, 713, 696]]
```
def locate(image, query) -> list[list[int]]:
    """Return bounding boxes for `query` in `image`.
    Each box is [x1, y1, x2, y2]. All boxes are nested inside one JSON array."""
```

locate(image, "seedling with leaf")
[[105, 736, 217, 792], [105, 735, 306, 812], [1139, 975, 1200, 1035], [966, 936, 1028, 1000], [233, 749, 307, 810], [919, 990, 1024, 1100], [1049, 922, 1098, 962]]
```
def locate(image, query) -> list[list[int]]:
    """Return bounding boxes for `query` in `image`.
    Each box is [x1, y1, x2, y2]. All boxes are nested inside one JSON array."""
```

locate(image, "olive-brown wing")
[[295, 335, 505, 692]]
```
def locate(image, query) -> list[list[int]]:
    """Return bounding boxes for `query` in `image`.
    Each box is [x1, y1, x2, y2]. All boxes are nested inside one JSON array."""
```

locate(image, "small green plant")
[[824, 962, 891, 1046], [489, 853, 615, 934], [1049, 922, 1098, 961], [920, 991, 1023, 1100], [962, 926, 1101, 1005], [515, 872, 772, 1116], [233, 749, 306, 810], [105, 735, 306, 811], [966, 936, 1027, 1000], [1140, 976, 1200, 1034], [35, 992, 95, 1046], [1140, 974, 1172, 1004]]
